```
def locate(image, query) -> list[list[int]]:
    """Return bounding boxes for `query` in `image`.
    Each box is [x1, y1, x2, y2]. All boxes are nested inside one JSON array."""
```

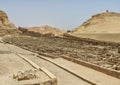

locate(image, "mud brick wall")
[[41, 79, 57, 85], [62, 56, 120, 79]]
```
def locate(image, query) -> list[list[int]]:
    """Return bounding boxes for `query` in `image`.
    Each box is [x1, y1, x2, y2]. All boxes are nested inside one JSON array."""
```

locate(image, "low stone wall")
[[41, 79, 57, 85], [38, 52, 59, 59], [21, 78, 57, 85], [62, 55, 120, 79]]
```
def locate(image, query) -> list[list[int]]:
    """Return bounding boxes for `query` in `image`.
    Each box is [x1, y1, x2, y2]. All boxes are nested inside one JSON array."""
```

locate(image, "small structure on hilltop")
[[106, 10, 109, 12]]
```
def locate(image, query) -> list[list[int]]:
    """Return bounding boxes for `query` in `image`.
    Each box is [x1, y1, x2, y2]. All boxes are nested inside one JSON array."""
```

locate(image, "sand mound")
[[72, 12, 120, 33]]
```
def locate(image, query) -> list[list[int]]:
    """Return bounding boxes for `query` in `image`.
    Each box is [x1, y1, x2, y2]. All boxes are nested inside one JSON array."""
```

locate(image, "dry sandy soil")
[[0, 40, 92, 85], [0, 43, 34, 85], [0, 42, 52, 85], [70, 33, 120, 42]]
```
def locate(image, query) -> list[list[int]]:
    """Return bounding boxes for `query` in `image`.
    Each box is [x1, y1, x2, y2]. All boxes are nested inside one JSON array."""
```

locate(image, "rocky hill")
[[22, 25, 65, 36], [0, 10, 16, 29], [72, 12, 120, 33]]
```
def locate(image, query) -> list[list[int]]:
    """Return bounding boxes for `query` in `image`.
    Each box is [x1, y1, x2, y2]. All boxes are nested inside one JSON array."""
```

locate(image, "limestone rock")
[[0, 10, 16, 29]]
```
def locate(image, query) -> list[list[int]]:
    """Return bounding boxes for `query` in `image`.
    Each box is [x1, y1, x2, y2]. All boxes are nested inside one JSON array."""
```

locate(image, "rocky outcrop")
[[0, 10, 16, 29], [72, 12, 120, 33]]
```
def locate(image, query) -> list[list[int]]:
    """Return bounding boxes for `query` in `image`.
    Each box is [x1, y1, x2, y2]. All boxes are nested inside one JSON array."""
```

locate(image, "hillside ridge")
[[72, 12, 120, 33]]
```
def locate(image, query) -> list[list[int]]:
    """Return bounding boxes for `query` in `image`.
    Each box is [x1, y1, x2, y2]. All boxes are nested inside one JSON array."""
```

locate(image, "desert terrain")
[[70, 12, 120, 42], [0, 10, 120, 85], [3, 35, 120, 71]]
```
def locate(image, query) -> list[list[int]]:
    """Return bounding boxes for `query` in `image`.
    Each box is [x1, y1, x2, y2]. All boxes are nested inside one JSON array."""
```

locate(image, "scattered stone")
[[13, 69, 37, 81]]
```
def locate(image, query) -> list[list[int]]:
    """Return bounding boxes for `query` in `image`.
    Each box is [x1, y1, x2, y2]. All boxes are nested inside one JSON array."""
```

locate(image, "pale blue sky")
[[0, 0, 120, 30]]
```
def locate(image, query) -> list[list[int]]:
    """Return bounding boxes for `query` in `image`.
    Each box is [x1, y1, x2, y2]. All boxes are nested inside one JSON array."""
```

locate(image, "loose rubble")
[[13, 69, 37, 81]]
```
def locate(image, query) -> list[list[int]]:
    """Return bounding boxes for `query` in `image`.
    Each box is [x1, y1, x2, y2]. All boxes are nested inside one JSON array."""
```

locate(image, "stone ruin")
[[12, 69, 57, 85], [13, 69, 37, 81]]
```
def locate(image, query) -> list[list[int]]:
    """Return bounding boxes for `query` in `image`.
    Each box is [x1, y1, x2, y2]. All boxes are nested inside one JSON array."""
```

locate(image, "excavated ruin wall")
[[19, 44, 120, 79], [40, 79, 57, 85], [62, 56, 120, 79]]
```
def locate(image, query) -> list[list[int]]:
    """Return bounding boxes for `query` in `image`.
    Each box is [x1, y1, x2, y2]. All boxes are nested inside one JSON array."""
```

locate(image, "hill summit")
[[0, 10, 16, 29], [72, 11, 120, 33]]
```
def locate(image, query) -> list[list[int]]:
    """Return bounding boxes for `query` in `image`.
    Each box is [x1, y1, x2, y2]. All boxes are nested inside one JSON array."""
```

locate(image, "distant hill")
[[19, 25, 65, 36], [72, 12, 120, 33], [27, 25, 64, 36]]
